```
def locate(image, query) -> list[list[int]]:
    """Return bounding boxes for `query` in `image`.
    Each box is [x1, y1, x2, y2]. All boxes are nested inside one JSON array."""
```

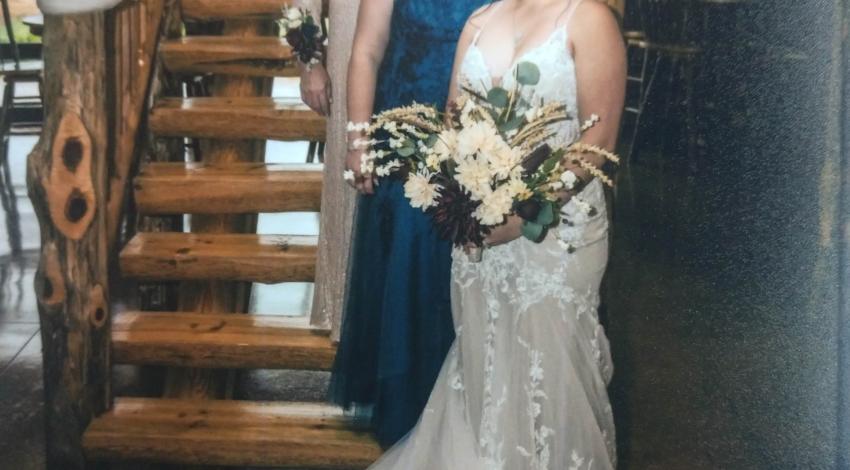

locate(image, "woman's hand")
[[484, 215, 524, 247], [300, 64, 332, 116], [346, 148, 376, 195]]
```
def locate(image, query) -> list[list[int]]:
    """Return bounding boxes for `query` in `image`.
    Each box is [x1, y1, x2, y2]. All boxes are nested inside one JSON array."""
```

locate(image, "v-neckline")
[[469, 26, 567, 87]]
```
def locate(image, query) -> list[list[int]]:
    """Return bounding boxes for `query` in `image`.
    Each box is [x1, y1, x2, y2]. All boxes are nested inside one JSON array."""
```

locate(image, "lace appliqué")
[[517, 339, 554, 470]]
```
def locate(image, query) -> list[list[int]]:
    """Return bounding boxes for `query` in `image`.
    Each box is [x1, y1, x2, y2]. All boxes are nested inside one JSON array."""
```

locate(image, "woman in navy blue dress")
[[330, 0, 491, 449]]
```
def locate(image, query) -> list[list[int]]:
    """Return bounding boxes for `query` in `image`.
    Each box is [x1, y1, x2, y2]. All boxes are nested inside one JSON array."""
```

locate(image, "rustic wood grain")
[[26, 13, 111, 470], [106, 0, 168, 254], [149, 96, 327, 141], [134, 162, 323, 214], [112, 311, 336, 369], [181, 0, 330, 21], [82, 398, 381, 468], [120, 232, 318, 283], [181, 0, 290, 21], [161, 36, 299, 77]]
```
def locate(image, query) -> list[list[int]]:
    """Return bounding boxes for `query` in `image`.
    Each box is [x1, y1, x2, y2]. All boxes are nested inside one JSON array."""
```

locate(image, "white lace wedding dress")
[[369, 2, 617, 468]]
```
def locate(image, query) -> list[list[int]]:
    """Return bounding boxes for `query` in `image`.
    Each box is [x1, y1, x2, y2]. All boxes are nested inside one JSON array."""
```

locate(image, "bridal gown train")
[[369, 3, 617, 469]]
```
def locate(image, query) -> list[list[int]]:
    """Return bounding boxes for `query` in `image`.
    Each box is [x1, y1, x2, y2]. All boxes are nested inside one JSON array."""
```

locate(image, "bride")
[[368, 0, 625, 468]]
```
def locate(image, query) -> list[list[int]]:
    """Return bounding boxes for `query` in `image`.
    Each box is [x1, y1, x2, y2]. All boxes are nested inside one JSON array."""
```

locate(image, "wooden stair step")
[[149, 96, 326, 142], [113, 312, 336, 370], [83, 398, 381, 468], [120, 232, 317, 283], [161, 36, 297, 77], [134, 162, 323, 215], [181, 0, 290, 21]]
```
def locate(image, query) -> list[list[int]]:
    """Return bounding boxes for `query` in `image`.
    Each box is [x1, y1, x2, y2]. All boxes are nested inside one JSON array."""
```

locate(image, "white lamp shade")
[[37, 0, 123, 15]]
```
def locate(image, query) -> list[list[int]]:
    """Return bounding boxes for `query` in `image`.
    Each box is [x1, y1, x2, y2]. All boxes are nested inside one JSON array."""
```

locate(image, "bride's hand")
[[484, 215, 524, 247], [346, 148, 376, 195]]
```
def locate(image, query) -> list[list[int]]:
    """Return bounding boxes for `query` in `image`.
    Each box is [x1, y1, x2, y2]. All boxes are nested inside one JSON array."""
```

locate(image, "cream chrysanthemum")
[[404, 172, 441, 209], [456, 121, 499, 158], [474, 185, 514, 226], [454, 157, 493, 201]]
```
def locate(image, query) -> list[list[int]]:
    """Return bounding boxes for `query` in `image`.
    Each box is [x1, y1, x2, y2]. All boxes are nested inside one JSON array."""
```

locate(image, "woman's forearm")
[[347, 52, 380, 141]]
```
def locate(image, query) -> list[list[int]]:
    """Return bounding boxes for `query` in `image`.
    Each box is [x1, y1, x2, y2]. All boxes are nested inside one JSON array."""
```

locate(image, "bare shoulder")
[[569, 1, 622, 44], [571, 1, 620, 33], [459, 3, 495, 42]]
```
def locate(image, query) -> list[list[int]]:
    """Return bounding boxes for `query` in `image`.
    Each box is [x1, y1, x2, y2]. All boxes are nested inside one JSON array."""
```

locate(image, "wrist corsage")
[[279, 7, 327, 68]]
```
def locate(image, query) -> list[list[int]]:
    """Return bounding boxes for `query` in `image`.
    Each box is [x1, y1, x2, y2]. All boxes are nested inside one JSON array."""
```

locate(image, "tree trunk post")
[[26, 13, 111, 470]]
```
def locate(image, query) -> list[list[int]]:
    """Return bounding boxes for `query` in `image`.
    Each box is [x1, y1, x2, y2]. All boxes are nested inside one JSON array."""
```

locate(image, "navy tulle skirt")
[[327, 0, 491, 449], [329, 178, 455, 447]]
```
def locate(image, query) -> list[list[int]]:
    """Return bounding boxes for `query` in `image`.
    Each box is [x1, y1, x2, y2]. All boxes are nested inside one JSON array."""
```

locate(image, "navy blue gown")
[[329, 0, 490, 449]]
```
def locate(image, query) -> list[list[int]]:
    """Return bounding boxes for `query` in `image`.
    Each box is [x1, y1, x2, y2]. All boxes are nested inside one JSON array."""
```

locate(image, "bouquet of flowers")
[[279, 7, 326, 68], [347, 62, 619, 254]]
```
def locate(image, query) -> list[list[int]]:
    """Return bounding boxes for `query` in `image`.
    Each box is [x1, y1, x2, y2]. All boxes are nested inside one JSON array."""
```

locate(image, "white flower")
[[389, 137, 404, 149], [550, 181, 565, 191], [425, 153, 441, 170], [505, 177, 530, 200], [375, 160, 402, 177], [455, 157, 493, 201], [457, 121, 500, 158], [286, 7, 304, 22], [433, 129, 458, 161], [560, 170, 578, 190], [343, 170, 355, 182], [573, 197, 594, 216], [404, 172, 440, 209], [482, 141, 522, 180], [474, 185, 514, 226]]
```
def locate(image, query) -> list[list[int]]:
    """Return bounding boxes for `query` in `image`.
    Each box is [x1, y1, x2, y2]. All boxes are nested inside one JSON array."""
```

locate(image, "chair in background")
[[621, 0, 702, 173], [0, 0, 44, 256]]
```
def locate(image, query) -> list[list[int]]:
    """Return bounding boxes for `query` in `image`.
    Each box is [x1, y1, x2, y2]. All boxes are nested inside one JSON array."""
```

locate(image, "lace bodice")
[[458, 8, 608, 249]]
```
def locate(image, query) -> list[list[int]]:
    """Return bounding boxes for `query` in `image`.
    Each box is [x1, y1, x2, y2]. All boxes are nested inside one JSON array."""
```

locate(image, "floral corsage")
[[279, 7, 326, 68]]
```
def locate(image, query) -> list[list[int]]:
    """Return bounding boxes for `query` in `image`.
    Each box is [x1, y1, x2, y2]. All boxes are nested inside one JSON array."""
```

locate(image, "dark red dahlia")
[[426, 177, 489, 247]]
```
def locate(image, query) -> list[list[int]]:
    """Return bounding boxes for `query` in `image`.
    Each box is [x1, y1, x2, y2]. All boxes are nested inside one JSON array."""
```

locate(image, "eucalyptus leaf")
[[522, 221, 546, 242], [487, 87, 510, 108], [398, 146, 415, 157], [516, 62, 541, 86], [498, 115, 526, 133], [535, 202, 556, 226]]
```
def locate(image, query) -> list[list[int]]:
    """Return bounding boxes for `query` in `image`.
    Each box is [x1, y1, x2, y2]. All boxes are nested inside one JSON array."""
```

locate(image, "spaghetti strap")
[[558, 0, 586, 27], [472, 1, 504, 45]]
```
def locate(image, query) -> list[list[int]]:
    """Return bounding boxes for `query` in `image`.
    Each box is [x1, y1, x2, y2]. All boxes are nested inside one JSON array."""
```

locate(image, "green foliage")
[[515, 62, 541, 86], [487, 87, 510, 108], [522, 221, 545, 242]]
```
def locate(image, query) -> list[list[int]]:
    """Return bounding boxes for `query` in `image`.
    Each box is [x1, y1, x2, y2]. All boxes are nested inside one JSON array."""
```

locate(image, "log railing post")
[[26, 14, 111, 470]]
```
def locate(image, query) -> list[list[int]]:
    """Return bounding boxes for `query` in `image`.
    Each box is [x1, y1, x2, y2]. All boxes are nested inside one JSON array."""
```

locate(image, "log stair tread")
[[120, 232, 317, 283], [149, 96, 326, 142], [113, 311, 336, 370], [83, 398, 381, 468], [161, 35, 297, 77], [134, 162, 323, 214], [182, 0, 294, 21]]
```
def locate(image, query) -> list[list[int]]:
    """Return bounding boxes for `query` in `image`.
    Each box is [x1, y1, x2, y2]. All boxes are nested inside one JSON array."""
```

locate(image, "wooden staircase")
[[82, 1, 382, 467]]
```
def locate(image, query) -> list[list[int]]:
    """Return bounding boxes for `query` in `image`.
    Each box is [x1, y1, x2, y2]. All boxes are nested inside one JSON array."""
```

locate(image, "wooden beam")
[[134, 162, 323, 214], [83, 398, 381, 468], [105, 0, 168, 255], [160, 36, 298, 77], [181, 0, 291, 21], [26, 13, 111, 470], [149, 96, 327, 141], [180, 0, 330, 21], [119, 232, 318, 283], [112, 311, 336, 369]]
